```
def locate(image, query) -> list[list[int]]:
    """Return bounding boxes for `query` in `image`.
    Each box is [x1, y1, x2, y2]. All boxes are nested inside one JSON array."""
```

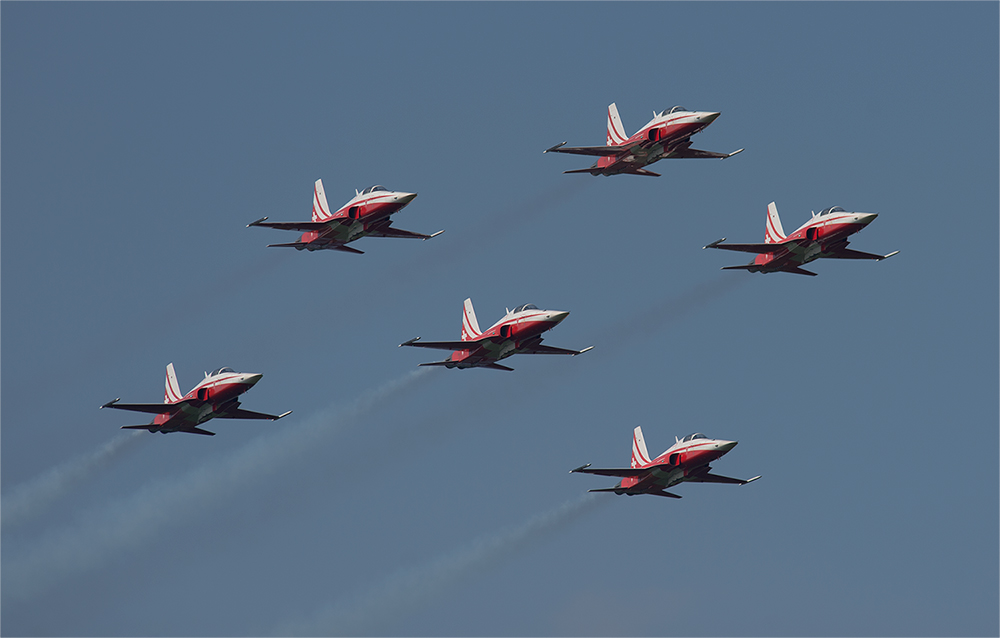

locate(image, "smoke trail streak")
[[2, 368, 432, 604], [1, 431, 145, 530], [594, 275, 751, 354], [278, 493, 605, 636]]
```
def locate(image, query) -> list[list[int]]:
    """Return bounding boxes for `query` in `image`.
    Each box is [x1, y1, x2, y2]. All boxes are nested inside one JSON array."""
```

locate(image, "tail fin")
[[631, 426, 652, 468], [164, 363, 182, 404], [606, 103, 628, 146], [312, 179, 333, 222], [461, 298, 482, 341], [765, 201, 786, 244]]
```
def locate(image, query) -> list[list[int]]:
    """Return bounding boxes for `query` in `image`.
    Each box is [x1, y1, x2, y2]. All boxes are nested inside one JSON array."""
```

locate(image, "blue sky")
[[2, 2, 997, 636]]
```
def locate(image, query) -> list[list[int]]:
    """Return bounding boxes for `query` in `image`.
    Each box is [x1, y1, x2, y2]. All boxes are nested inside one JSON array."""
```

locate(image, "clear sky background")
[[2, 2, 997, 636]]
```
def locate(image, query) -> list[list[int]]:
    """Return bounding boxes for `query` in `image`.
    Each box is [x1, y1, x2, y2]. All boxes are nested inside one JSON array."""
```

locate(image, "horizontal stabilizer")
[[182, 427, 216, 436], [571, 465, 652, 478], [120, 425, 155, 432], [620, 168, 661, 177], [563, 168, 602, 176], [331, 244, 365, 255], [480, 362, 514, 372], [705, 240, 785, 255], [417, 360, 453, 368], [400, 336, 486, 351], [649, 490, 683, 499], [545, 143, 634, 157], [784, 266, 818, 276]]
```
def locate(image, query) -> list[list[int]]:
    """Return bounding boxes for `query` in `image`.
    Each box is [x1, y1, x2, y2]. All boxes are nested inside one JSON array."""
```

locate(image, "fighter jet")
[[248, 179, 442, 254], [101, 364, 291, 436], [544, 103, 743, 177], [704, 202, 899, 276], [571, 426, 760, 499], [399, 298, 593, 371]]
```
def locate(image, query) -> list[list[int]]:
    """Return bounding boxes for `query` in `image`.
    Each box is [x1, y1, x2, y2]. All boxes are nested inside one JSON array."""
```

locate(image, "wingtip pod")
[[742, 475, 762, 485], [570, 463, 592, 474], [881, 250, 900, 260], [723, 148, 744, 160], [425, 230, 445, 240], [574, 346, 595, 356], [544, 142, 567, 153], [100, 398, 121, 409], [274, 411, 293, 421], [247, 216, 268, 228], [704, 238, 727, 249]]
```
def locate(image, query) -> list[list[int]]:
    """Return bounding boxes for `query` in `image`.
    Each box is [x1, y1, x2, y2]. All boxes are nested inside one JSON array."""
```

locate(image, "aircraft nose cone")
[[700, 112, 721, 123], [549, 310, 570, 324], [244, 373, 263, 386], [717, 440, 738, 452], [857, 212, 878, 225], [395, 192, 417, 204]]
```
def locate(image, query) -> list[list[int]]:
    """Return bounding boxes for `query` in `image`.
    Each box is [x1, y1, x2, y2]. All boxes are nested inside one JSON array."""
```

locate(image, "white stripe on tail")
[[765, 201, 787, 244], [164, 363, 183, 404], [461, 298, 482, 342], [312, 179, 333, 222], [631, 426, 652, 468], [606, 103, 628, 146]]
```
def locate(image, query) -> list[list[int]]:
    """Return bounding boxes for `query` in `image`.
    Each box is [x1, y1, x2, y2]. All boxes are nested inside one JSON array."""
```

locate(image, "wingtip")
[[101, 398, 120, 409], [704, 238, 726, 249], [575, 346, 594, 355], [425, 230, 445, 240], [275, 410, 293, 421], [399, 337, 421, 347], [570, 463, 592, 473], [882, 250, 900, 260], [247, 216, 268, 228], [544, 141, 567, 153]]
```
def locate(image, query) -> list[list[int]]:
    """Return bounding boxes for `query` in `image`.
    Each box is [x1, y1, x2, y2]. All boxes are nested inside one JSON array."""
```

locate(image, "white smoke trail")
[[279, 492, 604, 636], [2, 368, 432, 604], [1, 431, 145, 530]]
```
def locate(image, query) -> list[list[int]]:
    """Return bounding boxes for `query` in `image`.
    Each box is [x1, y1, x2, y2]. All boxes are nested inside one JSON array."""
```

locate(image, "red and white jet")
[[248, 179, 443, 254], [571, 426, 760, 499], [399, 298, 593, 371], [544, 103, 743, 177], [704, 202, 899, 276], [100, 364, 291, 436]]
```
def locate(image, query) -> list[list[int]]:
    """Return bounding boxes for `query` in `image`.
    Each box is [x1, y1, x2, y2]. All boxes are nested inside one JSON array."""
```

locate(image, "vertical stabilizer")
[[631, 426, 652, 468], [312, 179, 333, 222], [164, 363, 182, 404], [765, 201, 786, 244], [461, 298, 482, 341], [606, 103, 628, 146]]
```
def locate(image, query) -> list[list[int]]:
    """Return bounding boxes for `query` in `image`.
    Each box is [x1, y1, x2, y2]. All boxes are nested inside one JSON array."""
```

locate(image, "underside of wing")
[[250, 219, 331, 232], [669, 147, 744, 159], [179, 426, 216, 436], [825, 247, 898, 261], [366, 224, 443, 240], [687, 469, 761, 485], [399, 337, 487, 351], [520, 344, 594, 356], [619, 168, 661, 177], [216, 407, 292, 421], [544, 142, 635, 157], [101, 399, 190, 415], [704, 239, 788, 255]]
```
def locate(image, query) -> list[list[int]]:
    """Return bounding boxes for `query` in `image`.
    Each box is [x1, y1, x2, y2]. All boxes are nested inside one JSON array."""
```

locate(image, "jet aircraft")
[[248, 179, 443, 254], [399, 298, 593, 371], [571, 426, 760, 499], [704, 202, 899, 276], [101, 364, 291, 436], [544, 103, 743, 177]]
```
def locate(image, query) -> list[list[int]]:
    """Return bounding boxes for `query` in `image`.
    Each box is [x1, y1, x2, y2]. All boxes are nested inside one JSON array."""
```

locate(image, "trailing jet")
[[399, 298, 593, 371], [248, 179, 443, 254], [544, 103, 743, 177], [100, 364, 291, 436], [704, 202, 899, 276], [571, 426, 760, 499]]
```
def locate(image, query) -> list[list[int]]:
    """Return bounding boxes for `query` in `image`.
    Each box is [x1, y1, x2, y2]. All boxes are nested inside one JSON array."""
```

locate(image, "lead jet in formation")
[[399, 298, 593, 371], [101, 364, 291, 436], [544, 103, 743, 177], [248, 179, 442, 254], [704, 202, 899, 276], [571, 426, 760, 499]]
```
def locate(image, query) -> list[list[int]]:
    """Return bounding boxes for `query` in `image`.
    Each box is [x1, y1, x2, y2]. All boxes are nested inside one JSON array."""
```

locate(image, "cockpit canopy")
[[210, 367, 235, 376], [511, 304, 539, 313], [360, 185, 389, 195], [680, 433, 708, 442], [818, 206, 846, 216], [667, 105, 689, 114]]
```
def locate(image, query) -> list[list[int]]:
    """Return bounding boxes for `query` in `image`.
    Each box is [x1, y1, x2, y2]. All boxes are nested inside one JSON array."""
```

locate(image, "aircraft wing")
[[569, 463, 653, 478], [247, 217, 331, 232], [367, 225, 444, 240], [669, 147, 744, 159], [543, 141, 636, 157], [687, 469, 761, 485], [826, 247, 900, 261], [703, 238, 788, 254], [100, 398, 189, 415], [520, 344, 594, 356], [399, 337, 485, 351], [216, 407, 292, 421]]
